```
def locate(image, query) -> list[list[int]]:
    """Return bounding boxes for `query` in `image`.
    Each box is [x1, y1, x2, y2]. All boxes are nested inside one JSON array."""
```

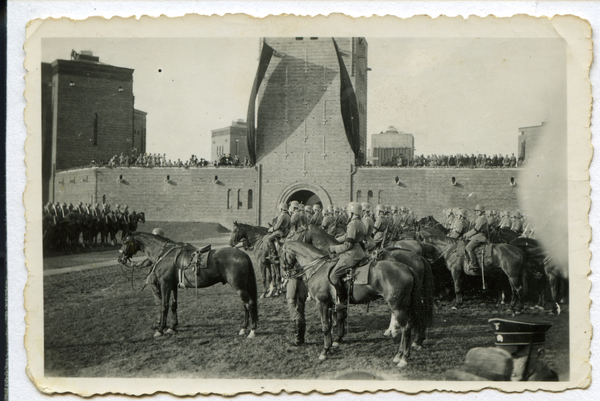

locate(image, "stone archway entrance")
[[276, 182, 332, 210]]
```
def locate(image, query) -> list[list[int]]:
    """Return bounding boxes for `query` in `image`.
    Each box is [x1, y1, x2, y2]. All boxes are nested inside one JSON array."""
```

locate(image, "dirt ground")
[[43, 249, 570, 380]]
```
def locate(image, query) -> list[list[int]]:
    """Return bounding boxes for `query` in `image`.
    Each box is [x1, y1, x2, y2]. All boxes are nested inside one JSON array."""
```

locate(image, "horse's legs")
[[317, 301, 333, 360], [450, 267, 463, 308], [506, 272, 524, 313], [332, 306, 346, 346], [548, 273, 561, 315], [260, 260, 270, 298], [237, 289, 250, 336], [390, 306, 411, 368], [156, 283, 171, 337], [384, 313, 399, 337], [168, 286, 178, 331]]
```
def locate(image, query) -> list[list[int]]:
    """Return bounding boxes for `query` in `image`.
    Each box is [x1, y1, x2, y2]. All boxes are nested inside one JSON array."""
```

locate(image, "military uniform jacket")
[[373, 215, 388, 241], [321, 215, 337, 235], [273, 212, 291, 237], [511, 219, 523, 234], [445, 215, 455, 230], [363, 215, 375, 236], [310, 212, 324, 227], [465, 215, 488, 241], [448, 219, 467, 238], [331, 217, 367, 260], [499, 216, 511, 228], [335, 213, 348, 230]]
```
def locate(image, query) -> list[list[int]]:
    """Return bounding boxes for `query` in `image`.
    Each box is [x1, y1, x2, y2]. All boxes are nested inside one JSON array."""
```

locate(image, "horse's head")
[[139, 212, 146, 223], [279, 242, 297, 272], [229, 221, 245, 247], [118, 234, 139, 263]]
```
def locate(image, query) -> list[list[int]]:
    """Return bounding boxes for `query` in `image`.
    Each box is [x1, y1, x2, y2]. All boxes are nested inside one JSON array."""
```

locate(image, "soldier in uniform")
[[287, 203, 302, 239], [285, 255, 308, 347], [373, 204, 388, 249], [321, 206, 337, 235], [499, 210, 511, 229], [510, 211, 524, 235], [404, 208, 416, 231], [310, 204, 324, 226], [361, 202, 375, 252], [328, 202, 367, 313], [448, 209, 468, 238], [390, 206, 402, 240], [334, 206, 347, 232], [464, 204, 489, 270], [304, 205, 313, 221], [266, 203, 291, 261]]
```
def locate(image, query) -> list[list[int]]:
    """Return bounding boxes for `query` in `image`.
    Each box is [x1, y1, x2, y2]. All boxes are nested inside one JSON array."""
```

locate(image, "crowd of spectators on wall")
[[367, 153, 523, 168], [87, 148, 253, 170]]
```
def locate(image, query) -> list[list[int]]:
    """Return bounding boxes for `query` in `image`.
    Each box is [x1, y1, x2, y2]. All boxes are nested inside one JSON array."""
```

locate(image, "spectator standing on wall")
[[503, 154, 510, 168], [510, 153, 517, 167]]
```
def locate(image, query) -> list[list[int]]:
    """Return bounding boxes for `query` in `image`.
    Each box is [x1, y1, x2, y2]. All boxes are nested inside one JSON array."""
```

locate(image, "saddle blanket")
[[190, 244, 211, 272], [351, 261, 371, 285]]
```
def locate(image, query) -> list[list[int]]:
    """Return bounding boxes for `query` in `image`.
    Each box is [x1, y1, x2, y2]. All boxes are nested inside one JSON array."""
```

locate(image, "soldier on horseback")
[[328, 202, 367, 313], [373, 204, 388, 249], [321, 205, 337, 235], [361, 202, 375, 252], [510, 211, 524, 235], [266, 202, 291, 262], [464, 204, 489, 271], [310, 204, 324, 226], [448, 209, 468, 238], [499, 210, 512, 229]]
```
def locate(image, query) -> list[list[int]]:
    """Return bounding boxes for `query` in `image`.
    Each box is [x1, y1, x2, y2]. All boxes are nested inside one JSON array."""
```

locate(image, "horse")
[[302, 223, 442, 310], [118, 232, 258, 338], [280, 241, 434, 367], [418, 232, 526, 312], [229, 221, 283, 298], [418, 215, 449, 234]]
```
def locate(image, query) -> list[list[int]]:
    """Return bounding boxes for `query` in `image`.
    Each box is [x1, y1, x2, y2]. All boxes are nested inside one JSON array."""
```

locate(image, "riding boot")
[[466, 251, 479, 271], [334, 282, 347, 312], [291, 320, 305, 346]]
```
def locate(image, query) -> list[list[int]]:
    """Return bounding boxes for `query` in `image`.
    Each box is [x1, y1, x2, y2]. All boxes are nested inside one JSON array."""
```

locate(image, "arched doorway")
[[286, 190, 322, 209], [276, 182, 332, 211]]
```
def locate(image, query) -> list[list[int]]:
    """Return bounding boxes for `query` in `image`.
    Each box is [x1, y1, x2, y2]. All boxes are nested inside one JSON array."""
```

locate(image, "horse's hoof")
[[247, 330, 256, 339], [411, 343, 423, 351], [451, 306, 458, 310], [165, 328, 175, 335], [397, 359, 408, 369], [393, 354, 401, 363], [265, 293, 272, 298], [332, 341, 340, 347], [318, 353, 327, 361], [259, 294, 265, 299], [383, 329, 392, 337], [154, 331, 163, 338], [238, 329, 246, 336]]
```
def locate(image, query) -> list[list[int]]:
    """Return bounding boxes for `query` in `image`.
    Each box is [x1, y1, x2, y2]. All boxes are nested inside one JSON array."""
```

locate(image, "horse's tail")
[[244, 252, 259, 324], [419, 257, 435, 327], [407, 265, 430, 337]]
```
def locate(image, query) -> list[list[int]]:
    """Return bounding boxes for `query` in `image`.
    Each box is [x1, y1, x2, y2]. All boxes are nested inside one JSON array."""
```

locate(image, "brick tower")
[[247, 37, 368, 223]]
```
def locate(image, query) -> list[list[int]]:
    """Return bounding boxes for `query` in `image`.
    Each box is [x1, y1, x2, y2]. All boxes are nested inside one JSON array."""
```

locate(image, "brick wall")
[[54, 167, 258, 228], [51, 60, 135, 171], [352, 167, 520, 221]]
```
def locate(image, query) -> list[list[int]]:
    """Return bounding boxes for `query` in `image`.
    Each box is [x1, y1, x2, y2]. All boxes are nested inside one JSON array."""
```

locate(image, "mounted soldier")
[[404, 208, 416, 231], [310, 204, 324, 227], [444, 208, 455, 230], [361, 202, 375, 252], [373, 204, 388, 249], [321, 205, 337, 236], [464, 204, 489, 271], [391, 205, 402, 240], [287, 203, 305, 239], [266, 202, 291, 262], [334, 206, 347, 232], [510, 211, 524, 235], [328, 202, 367, 314], [448, 209, 468, 238]]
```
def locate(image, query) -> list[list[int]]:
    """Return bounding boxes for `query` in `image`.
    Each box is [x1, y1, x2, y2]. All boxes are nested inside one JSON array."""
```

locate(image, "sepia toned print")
[[24, 14, 591, 395]]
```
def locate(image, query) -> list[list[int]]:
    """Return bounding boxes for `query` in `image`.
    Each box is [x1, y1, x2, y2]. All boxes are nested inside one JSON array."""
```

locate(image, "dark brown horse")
[[302, 223, 436, 338], [281, 241, 433, 367], [118, 232, 258, 338], [418, 232, 526, 312], [229, 221, 283, 298]]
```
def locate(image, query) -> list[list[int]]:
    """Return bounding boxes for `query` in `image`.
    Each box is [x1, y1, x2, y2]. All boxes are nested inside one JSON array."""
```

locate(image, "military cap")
[[489, 318, 552, 352]]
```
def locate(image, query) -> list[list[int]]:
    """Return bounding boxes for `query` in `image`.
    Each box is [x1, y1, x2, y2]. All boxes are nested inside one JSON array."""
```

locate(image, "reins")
[[284, 253, 331, 279]]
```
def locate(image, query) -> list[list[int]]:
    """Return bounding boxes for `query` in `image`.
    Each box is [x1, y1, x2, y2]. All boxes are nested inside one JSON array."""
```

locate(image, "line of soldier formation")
[[42, 201, 144, 252]]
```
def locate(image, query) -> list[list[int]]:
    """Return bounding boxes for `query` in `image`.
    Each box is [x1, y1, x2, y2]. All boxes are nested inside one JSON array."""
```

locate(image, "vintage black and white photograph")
[[23, 15, 591, 395]]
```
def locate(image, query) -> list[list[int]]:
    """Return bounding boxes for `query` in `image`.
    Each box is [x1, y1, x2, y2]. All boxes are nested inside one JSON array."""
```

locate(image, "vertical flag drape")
[[246, 41, 274, 166]]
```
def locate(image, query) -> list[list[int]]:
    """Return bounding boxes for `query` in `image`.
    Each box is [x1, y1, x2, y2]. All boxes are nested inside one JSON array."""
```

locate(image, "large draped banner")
[[246, 40, 274, 165], [333, 38, 361, 160]]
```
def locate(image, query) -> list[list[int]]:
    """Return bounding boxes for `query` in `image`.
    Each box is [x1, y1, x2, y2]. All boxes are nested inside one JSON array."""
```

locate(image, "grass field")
[[43, 252, 570, 380]]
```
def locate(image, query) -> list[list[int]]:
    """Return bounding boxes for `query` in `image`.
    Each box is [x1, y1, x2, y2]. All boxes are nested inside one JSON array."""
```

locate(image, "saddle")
[[326, 256, 375, 290], [470, 243, 494, 269], [189, 244, 212, 272]]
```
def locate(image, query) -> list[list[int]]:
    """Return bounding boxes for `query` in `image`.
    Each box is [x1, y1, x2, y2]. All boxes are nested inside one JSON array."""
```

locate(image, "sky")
[[43, 37, 566, 161]]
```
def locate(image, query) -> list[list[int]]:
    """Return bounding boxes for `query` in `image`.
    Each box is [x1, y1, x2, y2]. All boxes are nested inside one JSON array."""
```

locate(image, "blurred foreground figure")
[[446, 318, 558, 381]]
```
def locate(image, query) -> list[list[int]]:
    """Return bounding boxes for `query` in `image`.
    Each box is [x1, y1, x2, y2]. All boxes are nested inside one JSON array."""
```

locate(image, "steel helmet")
[[290, 200, 300, 208], [152, 228, 165, 236], [446, 209, 452, 216], [391, 205, 399, 212], [327, 205, 335, 214], [313, 204, 322, 211], [474, 204, 485, 212], [305, 205, 313, 212], [361, 202, 372, 212], [502, 210, 509, 217], [375, 204, 385, 215], [278, 202, 287, 211], [334, 206, 341, 212], [348, 202, 362, 215], [513, 211, 522, 218]]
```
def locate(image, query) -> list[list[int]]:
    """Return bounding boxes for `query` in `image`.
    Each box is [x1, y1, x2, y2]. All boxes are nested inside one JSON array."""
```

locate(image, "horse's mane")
[[234, 222, 269, 249], [236, 222, 269, 235], [420, 232, 459, 245], [285, 240, 327, 256], [306, 224, 340, 243]]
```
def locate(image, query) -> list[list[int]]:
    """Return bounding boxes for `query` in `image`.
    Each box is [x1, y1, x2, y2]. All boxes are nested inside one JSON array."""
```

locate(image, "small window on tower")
[[295, 37, 303, 41], [310, 37, 318, 40]]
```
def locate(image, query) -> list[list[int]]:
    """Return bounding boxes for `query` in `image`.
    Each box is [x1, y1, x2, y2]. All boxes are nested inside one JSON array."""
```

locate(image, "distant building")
[[41, 50, 146, 204], [369, 126, 414, 166], [518, 122, 546, 162], [211, 119, 249, 162]]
